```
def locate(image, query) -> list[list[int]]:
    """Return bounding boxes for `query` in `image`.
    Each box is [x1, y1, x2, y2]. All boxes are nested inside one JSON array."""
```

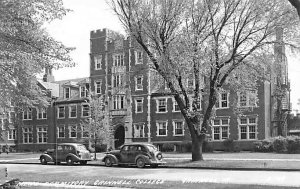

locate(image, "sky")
[[46, 0, 300, 113]]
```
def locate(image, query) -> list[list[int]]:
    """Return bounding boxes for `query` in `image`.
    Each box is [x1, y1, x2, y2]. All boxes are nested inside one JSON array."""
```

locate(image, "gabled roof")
[[38, 80, 60, 98]]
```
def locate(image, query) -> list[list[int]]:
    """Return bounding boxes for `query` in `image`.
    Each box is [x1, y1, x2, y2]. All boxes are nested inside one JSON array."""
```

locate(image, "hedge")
[[253, 136, 300, 154]]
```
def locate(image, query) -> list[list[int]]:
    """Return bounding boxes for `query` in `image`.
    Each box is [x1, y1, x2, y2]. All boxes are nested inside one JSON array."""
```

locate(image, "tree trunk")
[[191, 135, 204, 161], [94, 140, 97, 160]]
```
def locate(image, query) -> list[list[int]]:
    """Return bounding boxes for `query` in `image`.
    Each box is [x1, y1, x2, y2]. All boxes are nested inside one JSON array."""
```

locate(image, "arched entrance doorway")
[[114, 125, 125, 149]]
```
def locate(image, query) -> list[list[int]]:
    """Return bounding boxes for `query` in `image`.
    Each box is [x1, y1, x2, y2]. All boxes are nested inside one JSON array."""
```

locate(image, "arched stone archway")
[[114, 125, 125, 149]]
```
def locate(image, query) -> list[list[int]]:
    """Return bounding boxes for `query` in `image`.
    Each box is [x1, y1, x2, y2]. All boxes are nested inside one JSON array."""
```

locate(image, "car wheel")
[[80, 160, 87, 165], [136, 158, 145, 168], [40, 157, 47, 165], [150, 164, 158, 168], [104, 157, 113, 167], [66, 157, 73, 166]]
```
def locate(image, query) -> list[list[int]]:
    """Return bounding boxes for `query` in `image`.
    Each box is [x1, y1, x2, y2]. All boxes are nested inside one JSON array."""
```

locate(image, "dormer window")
[[80, 86, 87, 98], [65, 87, 70, 99]]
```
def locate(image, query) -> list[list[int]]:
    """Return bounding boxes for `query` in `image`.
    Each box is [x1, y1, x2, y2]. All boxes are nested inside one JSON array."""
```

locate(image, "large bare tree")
[[110, 0, 299, 161]]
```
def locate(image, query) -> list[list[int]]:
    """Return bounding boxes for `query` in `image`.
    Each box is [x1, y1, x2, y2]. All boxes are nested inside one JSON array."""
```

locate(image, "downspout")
[[147, 64, 151, 143]]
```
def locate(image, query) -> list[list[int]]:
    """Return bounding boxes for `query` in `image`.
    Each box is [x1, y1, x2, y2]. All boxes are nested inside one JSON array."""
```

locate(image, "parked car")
[[102, 143, 166, 168], [39, 143, 92, 165]]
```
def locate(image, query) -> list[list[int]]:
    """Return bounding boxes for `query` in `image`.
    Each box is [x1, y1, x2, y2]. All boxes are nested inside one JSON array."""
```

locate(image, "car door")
[[128, 145, 138, 163], [55, 145, 64, 161], [119, 145, 130, 163]]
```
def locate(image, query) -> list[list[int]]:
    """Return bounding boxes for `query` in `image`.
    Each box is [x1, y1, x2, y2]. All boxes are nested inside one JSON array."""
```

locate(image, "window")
[[173, 98, 180, 112], [173, 121, 184, 136], [37, 108, 47, 120], [82, 127, 89, 138], [57, 125, 65, 138], [134, 124, 145, 138], [135, 98, 143, 113], [113, 54, 124, 66], [69, 105, 77, 118], [157, 122, 167, 136], [135, 76, 143, 91], [157, 98, 167, 113], [239, 117, 257, 140], [82, 104, 90, 117], [8, 129, 16, 140], [58, 106, 65, 119], [238, 90, 257, 107], [113, 74, 124, 88], [37, 127, 47, 143], [187, 78, 194, 88], [65, 87, 70, 99], [216, 92, 229, 109], [0, 119, 4, 130], [23, 108, 32, 120], [80, 86, 87, 98], [95, 81, 102, 94], [212, 118, 230, 140], [113, 95, 125, 110], [8, 112, 14, 123], [94, 55, 102, 70], [69, 125, 77, 138], [22, 127, 33, 143], [135, 50, 143, 64]]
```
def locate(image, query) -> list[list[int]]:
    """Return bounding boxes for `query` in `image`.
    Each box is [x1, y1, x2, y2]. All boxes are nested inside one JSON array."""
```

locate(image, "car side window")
[[121, 146, 129, 151], [130, 146, 138, 151], [140, 146, 147, 152]]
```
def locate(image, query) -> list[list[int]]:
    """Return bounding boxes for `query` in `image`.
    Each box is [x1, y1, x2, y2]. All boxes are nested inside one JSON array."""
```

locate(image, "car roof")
[[57, 143, 84, 146], [122, 143, 154, 146]]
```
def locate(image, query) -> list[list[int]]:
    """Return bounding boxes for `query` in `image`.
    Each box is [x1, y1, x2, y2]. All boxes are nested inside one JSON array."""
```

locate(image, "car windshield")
[[146, 144, 158, 152], [76, 145, 87, 151]]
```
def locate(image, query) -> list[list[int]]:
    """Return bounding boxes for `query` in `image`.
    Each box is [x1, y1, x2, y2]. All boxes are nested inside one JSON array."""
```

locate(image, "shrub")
[[162, 143, 175, 152], [233, 144, 241, 152], [253, 141, 263, 152], [261, 139, 274, 152], [92, 144, 107, 152], [222, 138, 235, 152], [203, 140, 214, 152], [273, 136, 288, 153], [180, 142, 192, 152], [286, 136, 300, 154], [254, 139, 274, 152]]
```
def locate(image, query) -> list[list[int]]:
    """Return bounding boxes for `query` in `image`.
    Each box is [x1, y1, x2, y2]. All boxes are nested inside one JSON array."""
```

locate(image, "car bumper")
[[149, 159, 166, 164]]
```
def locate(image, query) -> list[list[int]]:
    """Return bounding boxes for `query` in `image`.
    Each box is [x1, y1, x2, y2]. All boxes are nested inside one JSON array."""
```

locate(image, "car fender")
[[66, 153, 80, 162], [40, 154, 53, 162], [103, 154, 119, 164], [135, 154, 151, 164]]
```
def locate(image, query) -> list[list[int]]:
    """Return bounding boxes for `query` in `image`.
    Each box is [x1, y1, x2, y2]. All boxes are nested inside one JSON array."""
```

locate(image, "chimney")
[[43, 66, 55, 82]]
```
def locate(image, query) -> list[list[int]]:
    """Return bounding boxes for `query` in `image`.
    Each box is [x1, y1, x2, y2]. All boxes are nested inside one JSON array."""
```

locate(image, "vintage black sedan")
[[102, 143, 166, 168], [39, 143, 92, 165]]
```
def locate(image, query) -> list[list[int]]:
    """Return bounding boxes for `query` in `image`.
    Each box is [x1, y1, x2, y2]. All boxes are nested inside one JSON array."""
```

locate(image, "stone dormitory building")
[[0, 28, 290, 152]]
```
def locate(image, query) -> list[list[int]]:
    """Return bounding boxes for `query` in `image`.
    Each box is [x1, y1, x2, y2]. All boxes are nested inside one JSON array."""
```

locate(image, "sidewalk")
[[1, 152, 300, 171]]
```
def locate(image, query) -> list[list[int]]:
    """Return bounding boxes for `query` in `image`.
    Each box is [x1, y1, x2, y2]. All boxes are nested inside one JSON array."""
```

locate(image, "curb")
[[2, 158, 300, 172]]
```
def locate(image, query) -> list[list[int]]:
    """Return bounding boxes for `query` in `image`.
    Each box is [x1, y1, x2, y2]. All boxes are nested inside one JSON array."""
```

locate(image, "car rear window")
[[77, 145, 87, 151], [146, 145, 158, 152]]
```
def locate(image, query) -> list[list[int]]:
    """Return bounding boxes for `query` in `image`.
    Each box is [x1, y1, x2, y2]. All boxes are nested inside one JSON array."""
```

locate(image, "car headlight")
[[157, 154, 163, 160]]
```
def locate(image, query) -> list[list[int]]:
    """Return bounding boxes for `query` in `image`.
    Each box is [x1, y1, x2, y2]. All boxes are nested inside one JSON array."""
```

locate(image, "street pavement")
[[2, 163, 300, 188]]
